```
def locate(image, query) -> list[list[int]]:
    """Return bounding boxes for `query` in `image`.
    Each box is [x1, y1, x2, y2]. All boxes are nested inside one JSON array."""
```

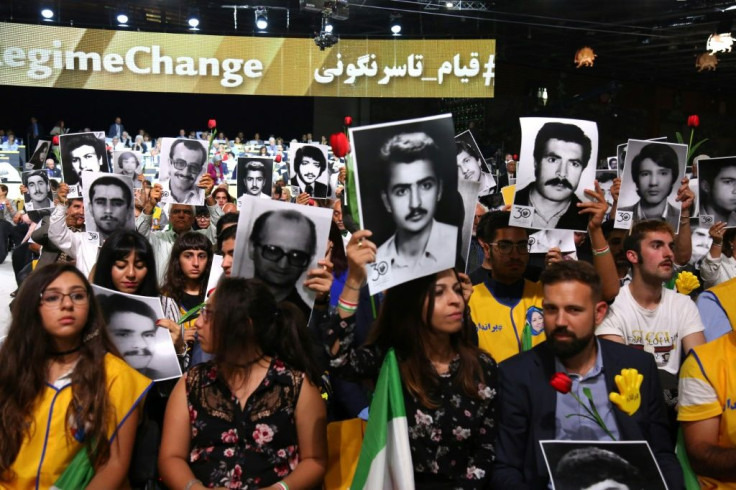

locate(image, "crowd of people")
[[3, 114, 736, 490]]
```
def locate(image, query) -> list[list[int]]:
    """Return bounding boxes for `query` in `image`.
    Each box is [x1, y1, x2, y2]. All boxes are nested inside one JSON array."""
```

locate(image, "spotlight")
[[41, 8, 54, 20], [255, 8, 268, 30], [391, 23, 401, 35], [325, 22, 334, 33], [188, 17, 200, 28], [446, 1, 454, 7], [117, 13, 129, 25]]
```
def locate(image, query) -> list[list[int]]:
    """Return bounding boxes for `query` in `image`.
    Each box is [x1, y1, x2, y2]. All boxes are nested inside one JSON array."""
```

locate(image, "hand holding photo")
[[82, 172, 136, 243], [112, 150, 144, 188], [22, 170, 53, 210], [288, 143, 331, 198], [159, 137, 208, 205], [59, 132, 109, 195], [697, 156, 736, 228], [455, 130, 496, 197]]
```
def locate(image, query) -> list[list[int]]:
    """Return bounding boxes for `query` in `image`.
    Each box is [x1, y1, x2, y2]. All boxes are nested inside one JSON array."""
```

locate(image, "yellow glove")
[[675, 271, 700, 295], [608, 368, 643, 416]]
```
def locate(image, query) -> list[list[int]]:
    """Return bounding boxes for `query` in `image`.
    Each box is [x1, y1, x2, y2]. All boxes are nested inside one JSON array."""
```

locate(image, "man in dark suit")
[[513, 122, 592, 231], [107, 116, 125, 139], [25, 116, 45, 160], [492, 260, 684, 490], [290, 144, 329, 198]]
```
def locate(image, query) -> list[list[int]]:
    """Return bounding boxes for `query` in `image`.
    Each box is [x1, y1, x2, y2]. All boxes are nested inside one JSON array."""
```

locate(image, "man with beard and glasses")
[[492, 261, 684, 489], [597, 220, 705, 380], [374, 132, 458, 287], [513, 122, 592, 230]]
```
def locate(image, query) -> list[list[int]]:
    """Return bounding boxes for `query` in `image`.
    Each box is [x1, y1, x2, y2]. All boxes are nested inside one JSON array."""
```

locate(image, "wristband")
[[592, 245, 610, 256], [276, 482, 289, 490], [184, 478, 202, 490], [712, 241, 723, 247]]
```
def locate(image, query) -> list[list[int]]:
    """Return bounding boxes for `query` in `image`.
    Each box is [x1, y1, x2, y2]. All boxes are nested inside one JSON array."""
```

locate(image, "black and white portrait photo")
[[458, 179, 481, 269], [82, 173, 136, 242], [511, 117, 599, 232], [616, 139, 687, 233], [528, 229, 575, 254], [616, 143, 628, 177], [22, 170, 53, 211], [159, 137, 208, 205], [112, 150, 143, 188], [607, 156, 618, 170], [697, 156, 736, 228], [93, 285, 182, 382], [59, 132, 109, 198], [540, 441, 667, 490], [25, 140, 51, 171], [455, 130, 496, 197], [231, 196, 332, 314], [288, 143, 331, 198], [597, 170, 618, 208], [349, 114, 463, 294], [236, 157, 273, 203]]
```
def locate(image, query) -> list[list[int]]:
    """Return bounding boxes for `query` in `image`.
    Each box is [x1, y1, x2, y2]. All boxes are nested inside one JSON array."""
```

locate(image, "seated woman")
[[325, 230, 497, 488], [158, 277, 327, 490], [0, 263, 152, 489]]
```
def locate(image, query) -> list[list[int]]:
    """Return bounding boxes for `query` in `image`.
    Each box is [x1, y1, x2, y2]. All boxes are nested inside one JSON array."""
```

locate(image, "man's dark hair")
[[623, 220, 675, 259], [294, 145, 327, 177], [116, 151, 139, 170], [217, 224, 238, 253], [250, 209, 317, 256], [215, 212, 239, 237], [195, 206, 210, 217], [554, 447, 641, 490], [380, 132, 441, 186], [61, 133, 106, 166], [476, 211, 529, 244], [0, 184, 8, 194], [455, 139, 481, 161], [89, 175, 133, 208], [533, 122, 592, 169], [540, 260, 602, 302], [631, 143, 679, 190], [244, 160, 266, 179], [98, 293, 158, 325], [169, 139, 207, 167], [22, 169, 49, 187]]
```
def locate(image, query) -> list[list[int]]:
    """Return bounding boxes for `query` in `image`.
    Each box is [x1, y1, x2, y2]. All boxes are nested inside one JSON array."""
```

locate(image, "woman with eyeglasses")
[[0, 263, 152, 488], [324, 230, 496, 488], [160, 232, 213, 365], [159, 277, 327, 490]]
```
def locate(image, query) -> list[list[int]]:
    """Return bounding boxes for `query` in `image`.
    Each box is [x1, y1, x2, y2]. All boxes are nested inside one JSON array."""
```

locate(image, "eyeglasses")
[[258, 244, 311, 267], [200, 305, 215, 322], [489, 240, 530, 255], [171, 159, 203, 174], [40, 290, 89, 308]]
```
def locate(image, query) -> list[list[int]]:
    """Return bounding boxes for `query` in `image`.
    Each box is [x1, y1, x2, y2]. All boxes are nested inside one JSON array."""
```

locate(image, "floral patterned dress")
[[325, 315, 498, 489], [186, 359, 304, 489]]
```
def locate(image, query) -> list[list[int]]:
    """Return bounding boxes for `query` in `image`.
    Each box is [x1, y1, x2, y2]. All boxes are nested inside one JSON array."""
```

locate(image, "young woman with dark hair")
[[159, 277, 327, 490], [325, 230, 497, 488], [0, 263, 152, 488], [160, 232, 213, 365]]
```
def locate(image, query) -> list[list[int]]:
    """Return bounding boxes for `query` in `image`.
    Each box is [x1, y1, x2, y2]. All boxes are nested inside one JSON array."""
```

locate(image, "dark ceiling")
[[3, 0, 736, 90]]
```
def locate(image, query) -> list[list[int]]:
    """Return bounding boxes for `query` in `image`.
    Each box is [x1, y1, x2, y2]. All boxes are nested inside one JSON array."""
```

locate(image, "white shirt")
[[596, 284, 705, 375], [700, 252, 736, 289]]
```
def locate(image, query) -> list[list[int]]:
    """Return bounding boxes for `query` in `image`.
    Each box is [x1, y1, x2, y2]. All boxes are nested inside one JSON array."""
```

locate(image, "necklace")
[[48, 344, 83, 356]]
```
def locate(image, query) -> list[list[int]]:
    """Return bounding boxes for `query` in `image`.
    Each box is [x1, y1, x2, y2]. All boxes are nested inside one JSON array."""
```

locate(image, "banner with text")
[[0, 22, 495, 98]]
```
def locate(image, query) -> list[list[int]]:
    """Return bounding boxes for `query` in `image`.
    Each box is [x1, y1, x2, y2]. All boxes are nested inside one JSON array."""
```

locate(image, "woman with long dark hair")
[[159, 277, 327, 489], [0, 263, 152, 488], [326, 230, 497, 488], [92, 229, 188, 357]]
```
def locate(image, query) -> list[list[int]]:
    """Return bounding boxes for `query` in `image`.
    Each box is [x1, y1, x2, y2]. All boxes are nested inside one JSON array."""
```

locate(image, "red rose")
[[344, 116, 353, 126], [330, 132, 350, 158], [207, 119, 217, 129], [687, 115, 700, 128], [513, 154, 519, 161], [274, 153, 282, 163], [549, 372, 572, 394], [52, 135, 59, 145]]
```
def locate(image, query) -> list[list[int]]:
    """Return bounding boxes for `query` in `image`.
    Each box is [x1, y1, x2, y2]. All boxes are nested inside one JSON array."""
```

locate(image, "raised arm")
[[675, 177, 694, 266]]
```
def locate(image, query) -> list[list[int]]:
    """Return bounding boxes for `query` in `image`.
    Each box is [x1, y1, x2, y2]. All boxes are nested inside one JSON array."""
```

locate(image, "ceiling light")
[[726, 5, 736, 11], [324, 22, 333, 33], [116, 13, 129, 25], [446, 2, 454, 7], [188, 17, 200, 28], [41, 8, 54, 20], [391, 23, 401, 35], [255, 8, 268, 30]]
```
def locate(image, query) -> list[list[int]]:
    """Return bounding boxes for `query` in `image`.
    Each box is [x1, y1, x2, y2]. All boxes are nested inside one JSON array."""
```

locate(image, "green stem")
[[688, 129, 694, 163], [569, 390, 617, 440]]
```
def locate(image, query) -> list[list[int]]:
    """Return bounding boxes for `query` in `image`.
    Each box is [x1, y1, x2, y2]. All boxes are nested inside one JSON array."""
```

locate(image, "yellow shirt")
[[469, 279, 545, 363], [708, 277, 736, 328], [678, 331, 736, 489], [8, 353, 152, 490]]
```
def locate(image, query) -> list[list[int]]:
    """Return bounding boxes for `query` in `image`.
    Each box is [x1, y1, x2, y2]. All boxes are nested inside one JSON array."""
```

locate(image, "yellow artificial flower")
[[675, 271, 700, 295]]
